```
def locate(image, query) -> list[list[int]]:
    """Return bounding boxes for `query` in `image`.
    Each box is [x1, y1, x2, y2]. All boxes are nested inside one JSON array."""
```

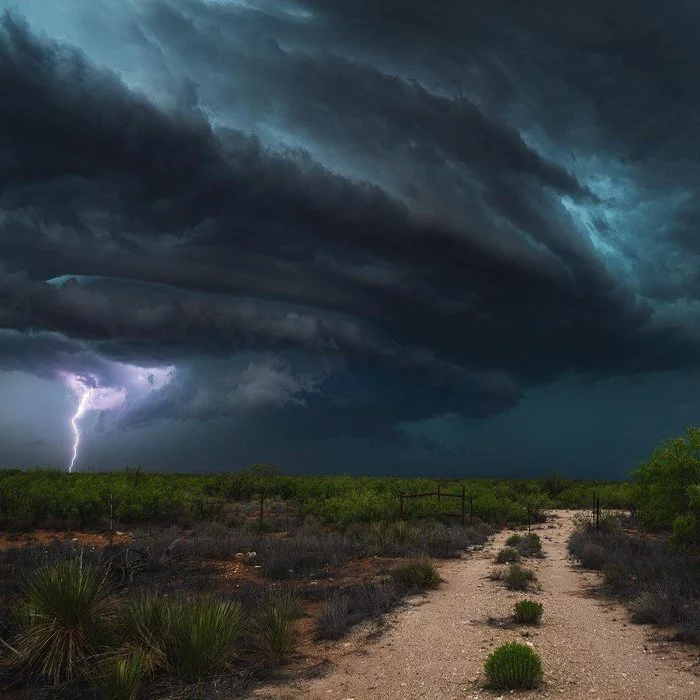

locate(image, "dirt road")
[[251, 511, 698, 700]]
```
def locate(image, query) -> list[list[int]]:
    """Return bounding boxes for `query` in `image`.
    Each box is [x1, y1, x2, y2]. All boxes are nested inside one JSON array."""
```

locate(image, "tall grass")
[[254, 587, 302, 664], [10, 558, 114, 683], [91, 653, 145, 700], [158, 598, 244, 684]]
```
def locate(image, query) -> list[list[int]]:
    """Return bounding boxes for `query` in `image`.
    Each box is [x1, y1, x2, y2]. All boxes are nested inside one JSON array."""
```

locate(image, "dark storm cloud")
[[1, 2, 700, 452]]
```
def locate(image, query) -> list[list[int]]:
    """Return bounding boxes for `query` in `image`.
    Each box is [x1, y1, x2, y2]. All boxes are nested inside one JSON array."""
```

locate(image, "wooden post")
[[461, 486, 466, 526], [400, 493, 404, 521], [108, 492, 114, 547], [437, 483, 441, 505]]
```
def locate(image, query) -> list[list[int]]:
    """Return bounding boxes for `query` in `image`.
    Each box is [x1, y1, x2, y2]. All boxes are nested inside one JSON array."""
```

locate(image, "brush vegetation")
[[484, 641, 543, 689]]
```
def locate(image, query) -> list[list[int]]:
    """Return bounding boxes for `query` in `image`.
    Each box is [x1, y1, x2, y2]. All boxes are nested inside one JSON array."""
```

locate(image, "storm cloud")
[[1, 1, 699, 474]]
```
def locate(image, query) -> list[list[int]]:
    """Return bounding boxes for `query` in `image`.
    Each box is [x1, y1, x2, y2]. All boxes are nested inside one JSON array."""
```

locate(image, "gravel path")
[[251, 511, 698, 700]]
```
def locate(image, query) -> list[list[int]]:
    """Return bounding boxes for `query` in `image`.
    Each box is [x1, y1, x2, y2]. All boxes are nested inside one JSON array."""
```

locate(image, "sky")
[[1, 0, 699, 478]]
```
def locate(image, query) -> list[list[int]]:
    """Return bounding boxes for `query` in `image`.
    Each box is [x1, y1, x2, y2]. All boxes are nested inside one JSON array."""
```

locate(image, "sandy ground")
[[250, 511, 699, 700]]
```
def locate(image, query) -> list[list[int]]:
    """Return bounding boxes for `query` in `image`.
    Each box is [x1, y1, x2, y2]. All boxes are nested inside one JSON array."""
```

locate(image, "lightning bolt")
[[69, 387, 93, 473]]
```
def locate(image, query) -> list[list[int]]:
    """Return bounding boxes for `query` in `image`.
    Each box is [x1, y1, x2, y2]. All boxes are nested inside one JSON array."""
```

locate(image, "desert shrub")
[[580, 543, 607, 569], [504, 564, 536, 591], [514, 599, 543, 624], [488, 566, 506, 581], [177, 521, 257, 560], [254, 586, 303, 664], [261, 532, 358, 579], [315, 583, 398, 640], [496, 547, 519, 564], [484, 641, 543, 689], [505, 532, 542, 557], [505, 534, 521, 547], [568, 521, 700, 643], [9, 559, 114, 683], [91, 653, 145, 700], [388, 560, 441, 592], [518, 533, 543, 557]]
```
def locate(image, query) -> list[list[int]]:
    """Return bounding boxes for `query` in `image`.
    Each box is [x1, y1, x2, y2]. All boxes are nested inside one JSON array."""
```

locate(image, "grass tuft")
[[514, 599, 543, 624], [388, 559, 441, 591], [484, 641, 543, 689]]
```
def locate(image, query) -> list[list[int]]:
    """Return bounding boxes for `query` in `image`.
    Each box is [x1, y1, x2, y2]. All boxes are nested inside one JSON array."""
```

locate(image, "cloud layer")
[[1, 1, 699, 470]]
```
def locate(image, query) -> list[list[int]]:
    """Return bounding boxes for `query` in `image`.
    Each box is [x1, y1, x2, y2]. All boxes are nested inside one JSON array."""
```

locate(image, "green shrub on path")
[[496, 546, 518, 564], [504, 564, 536, 591], [514, 599, 543, 624], [10, 559, 114, 683], [484, 641, 543, 689]]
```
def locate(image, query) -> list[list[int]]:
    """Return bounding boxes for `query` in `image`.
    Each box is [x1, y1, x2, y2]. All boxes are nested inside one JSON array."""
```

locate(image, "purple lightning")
[[69, 386, 93, 473], [62, 364, 175, 473]]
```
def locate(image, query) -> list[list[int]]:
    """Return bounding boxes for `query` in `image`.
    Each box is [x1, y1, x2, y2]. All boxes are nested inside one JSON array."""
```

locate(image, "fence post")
[[461, 486, 466, 525], [108, 492, 114, 547], [400, 493, 404, 521], [437, 483, 441, 505]]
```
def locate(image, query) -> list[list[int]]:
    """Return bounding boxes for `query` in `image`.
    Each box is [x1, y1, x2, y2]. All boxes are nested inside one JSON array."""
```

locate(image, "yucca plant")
[[10, 558, 113, 683], [91, 653, 145, 700], [484, 641, 543, 689], [255, 587, 303, 664], [160, 598, 244, 684], [514, 599, 543, 624], [119, 594, 170, 674]]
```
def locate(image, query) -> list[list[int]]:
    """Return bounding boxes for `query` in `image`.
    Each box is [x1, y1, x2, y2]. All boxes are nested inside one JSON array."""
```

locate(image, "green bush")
[[505, 534, 522, 547], [504, 564, 536, 591], [496, 546, 519, 564], [632, 427, 700, 547], [484, 641, 543, 689], [10, 559, 113, 683], [514, 599, 543, 624], [388, 560, 441, 591]]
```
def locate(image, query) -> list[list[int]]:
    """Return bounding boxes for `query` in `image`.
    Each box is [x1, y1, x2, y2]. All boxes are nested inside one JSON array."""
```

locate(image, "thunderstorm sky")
[[1, 0, 700, 477]]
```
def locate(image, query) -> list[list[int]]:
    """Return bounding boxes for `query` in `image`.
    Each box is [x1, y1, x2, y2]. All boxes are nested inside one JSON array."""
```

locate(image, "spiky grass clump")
[[159, 598, 244, 684], [255, 587, 302, 664], [119, 594, 170, 674], [91, 653, 145, 700], [496, 547, 519, 564], [388, 559, 441, 591], [118, 595, 244, 685], [10, 559, 113, 683], [504, 564, 536, 591], [484, 641, 543, 689], [514, 599, 543, 624]]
